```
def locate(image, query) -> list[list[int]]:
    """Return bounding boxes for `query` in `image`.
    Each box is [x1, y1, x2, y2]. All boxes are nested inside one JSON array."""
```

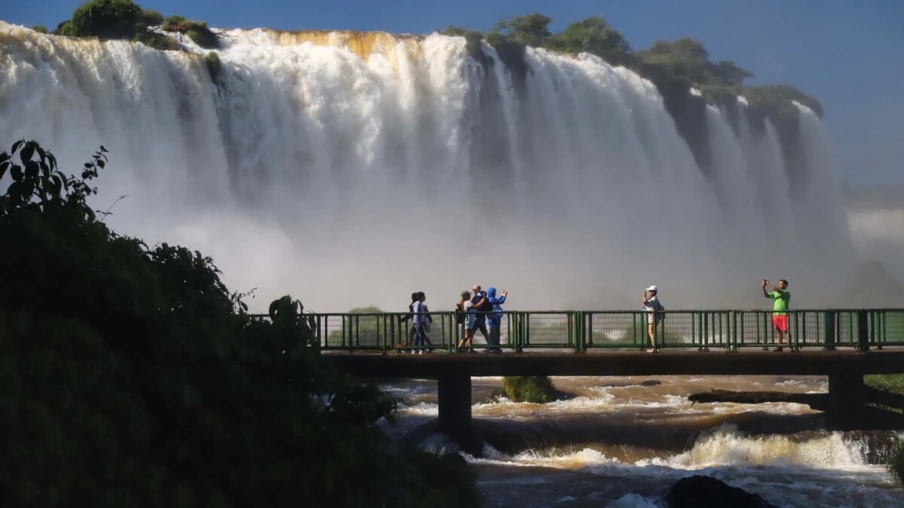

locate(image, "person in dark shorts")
[[469, 285, 491, 350]]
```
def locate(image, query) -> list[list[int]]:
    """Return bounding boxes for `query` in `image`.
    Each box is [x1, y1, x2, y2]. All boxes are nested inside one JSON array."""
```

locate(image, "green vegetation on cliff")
[[51, 0, 217, 50], [0, 140, 478, 507], [441, 12, 821, 176], [442, 13, 820, 120], [162, 15, 219, 49]]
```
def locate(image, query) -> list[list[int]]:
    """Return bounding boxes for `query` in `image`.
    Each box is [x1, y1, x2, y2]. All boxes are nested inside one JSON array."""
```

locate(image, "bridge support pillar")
[[826, 371, 864, 430], [437, 374, 478, 451]]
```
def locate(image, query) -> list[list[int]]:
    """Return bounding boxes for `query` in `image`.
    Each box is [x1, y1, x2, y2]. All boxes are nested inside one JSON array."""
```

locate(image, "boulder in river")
[[665, 475, 778, 508]]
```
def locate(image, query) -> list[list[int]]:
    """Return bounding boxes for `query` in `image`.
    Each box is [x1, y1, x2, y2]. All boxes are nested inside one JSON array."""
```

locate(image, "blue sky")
[[5, 0, 903, 184]]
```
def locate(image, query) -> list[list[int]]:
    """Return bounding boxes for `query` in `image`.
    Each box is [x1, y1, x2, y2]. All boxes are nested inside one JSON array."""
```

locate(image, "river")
[[380, 375, 904, 507]]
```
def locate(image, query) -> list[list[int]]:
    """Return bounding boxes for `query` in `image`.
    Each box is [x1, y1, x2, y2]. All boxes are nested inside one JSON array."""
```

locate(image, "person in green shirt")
[[761, 278, 790, 352]]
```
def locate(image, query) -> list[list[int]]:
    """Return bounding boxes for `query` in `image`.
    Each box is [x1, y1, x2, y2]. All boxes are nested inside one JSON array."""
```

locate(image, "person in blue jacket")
[[485, 287, 508, 353]]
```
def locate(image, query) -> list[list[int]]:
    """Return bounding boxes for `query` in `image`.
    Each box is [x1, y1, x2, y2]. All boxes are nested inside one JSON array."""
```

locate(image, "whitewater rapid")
[[0, 22, 856, 311], [384, 375, 904, 507]]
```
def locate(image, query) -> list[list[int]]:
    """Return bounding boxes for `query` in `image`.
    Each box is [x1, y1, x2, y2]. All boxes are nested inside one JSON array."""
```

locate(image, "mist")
[[0, 23, 866, 312]]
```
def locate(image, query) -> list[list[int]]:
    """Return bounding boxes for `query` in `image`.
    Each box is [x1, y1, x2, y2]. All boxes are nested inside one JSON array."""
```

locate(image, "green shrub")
[[52, 20, 72, 35], [31, 25, 49, 34], [502, 376, 557, 403], [698, 83, 740, 109], [139, 8, 163, 27], [132, 28, 179, 50], [442, 26, 484, 59], [65, 0, 143, 39], [205, 51, 222, 81], [163, 15, 218, 48]]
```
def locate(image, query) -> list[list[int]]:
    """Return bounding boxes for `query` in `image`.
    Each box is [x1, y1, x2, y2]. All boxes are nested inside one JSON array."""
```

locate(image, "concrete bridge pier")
[[826, 371, 865, 430], [437, 374, 481, 453]]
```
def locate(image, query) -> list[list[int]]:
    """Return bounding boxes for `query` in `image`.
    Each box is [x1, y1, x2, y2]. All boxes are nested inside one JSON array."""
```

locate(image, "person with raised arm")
[[762, 278, 791, 352]]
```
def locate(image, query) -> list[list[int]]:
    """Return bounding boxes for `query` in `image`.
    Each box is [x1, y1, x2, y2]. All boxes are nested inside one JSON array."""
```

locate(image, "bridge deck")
[[324, 349, 904, 378]]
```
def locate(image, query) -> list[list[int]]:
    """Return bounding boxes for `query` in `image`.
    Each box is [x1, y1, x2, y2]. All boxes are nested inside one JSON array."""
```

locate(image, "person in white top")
[[456, 290, 474, 352], [642, 285, 665, 353]]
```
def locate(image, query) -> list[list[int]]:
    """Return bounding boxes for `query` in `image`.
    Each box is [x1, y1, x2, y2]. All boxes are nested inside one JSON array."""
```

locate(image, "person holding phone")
[[761, 278, 791, 352]]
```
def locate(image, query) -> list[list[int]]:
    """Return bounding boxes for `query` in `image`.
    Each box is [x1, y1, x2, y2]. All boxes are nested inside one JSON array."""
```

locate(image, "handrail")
[[246, 309, 904, 355]]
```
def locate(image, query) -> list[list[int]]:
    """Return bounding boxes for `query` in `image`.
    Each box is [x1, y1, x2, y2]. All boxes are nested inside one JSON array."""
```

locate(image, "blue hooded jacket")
[[486, 287, 506, 320]]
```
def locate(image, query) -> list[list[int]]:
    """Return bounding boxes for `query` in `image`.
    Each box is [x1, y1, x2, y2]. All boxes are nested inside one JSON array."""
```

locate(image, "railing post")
[[381, 315, 387, 355], [824, 310, 836, 351], [857, 310, 870, 352], [731, 311, 738, 352], [516, 312, 524, 353]]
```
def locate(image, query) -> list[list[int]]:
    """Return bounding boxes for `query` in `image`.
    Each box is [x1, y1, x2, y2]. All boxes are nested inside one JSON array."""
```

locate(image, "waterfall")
[[0, 22, 856, 311]]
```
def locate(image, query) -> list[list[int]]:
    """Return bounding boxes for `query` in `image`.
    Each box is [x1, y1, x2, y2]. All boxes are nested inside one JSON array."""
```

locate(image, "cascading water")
[[1, 21, 897, 508], [0, 21, 856, 312]]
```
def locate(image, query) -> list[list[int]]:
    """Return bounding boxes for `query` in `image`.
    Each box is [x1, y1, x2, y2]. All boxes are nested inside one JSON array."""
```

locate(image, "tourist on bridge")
[[411, 292, 431, 355], [398, 292, 419, 353], [456, 290, 475, 353], [762, 278, 791, 352], [486, 287, 508, 353], [399, 291, 432, 353], [469, 285, 492, 351], [642, 285, 665, 353]]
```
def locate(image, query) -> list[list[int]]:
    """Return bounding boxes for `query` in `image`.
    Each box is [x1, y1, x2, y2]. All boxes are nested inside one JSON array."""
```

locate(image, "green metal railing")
[[248, 309, 904, 354]]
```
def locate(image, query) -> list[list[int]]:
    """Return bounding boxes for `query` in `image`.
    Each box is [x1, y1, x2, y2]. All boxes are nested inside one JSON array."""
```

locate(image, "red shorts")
[[772, 315, 788, 332]]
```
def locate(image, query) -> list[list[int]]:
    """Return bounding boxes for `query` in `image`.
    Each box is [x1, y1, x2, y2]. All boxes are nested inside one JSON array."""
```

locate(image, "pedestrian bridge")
[[255, 308, 904, 448], [264, 308, 904, 354]]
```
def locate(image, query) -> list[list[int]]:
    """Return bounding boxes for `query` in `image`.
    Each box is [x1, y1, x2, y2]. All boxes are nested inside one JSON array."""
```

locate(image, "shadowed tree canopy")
[[493, 13, 553, 48], [637, 37, 754, 89], [545, 16, 633, 66], [0, 140, 479, 507]]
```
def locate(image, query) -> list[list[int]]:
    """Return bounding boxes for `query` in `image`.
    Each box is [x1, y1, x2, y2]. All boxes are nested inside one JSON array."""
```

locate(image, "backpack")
[[474, 291, 493, 313], [454, 303, 465, 324]]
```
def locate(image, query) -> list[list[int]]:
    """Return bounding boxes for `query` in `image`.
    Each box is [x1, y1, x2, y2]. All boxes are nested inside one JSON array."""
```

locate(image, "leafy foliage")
[[61, 0, 143, 39], [493, 13, 552, 48], [50, 1, 219, 51], [205, 51, 222, 81], [501, 376, 557, 403], [436, 12, 821, 133], [545, 16, 632, 66], [56, 0, 181, 50], [32, 25, 49, 33], [139, 8, 164, 26], [163, 15, 219, 49], [441, 26, 484, 59], [0, 140, 478, 507], [132, 28, 180, 50]]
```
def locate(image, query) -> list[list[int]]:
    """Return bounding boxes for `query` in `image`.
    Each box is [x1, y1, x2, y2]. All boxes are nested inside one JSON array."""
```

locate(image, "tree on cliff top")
[[493, 13, 553, 47], [545, 16, 633, 66]]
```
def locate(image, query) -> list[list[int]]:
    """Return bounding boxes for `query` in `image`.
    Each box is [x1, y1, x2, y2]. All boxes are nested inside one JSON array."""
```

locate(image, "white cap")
[[646, 285, 658, 292]]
